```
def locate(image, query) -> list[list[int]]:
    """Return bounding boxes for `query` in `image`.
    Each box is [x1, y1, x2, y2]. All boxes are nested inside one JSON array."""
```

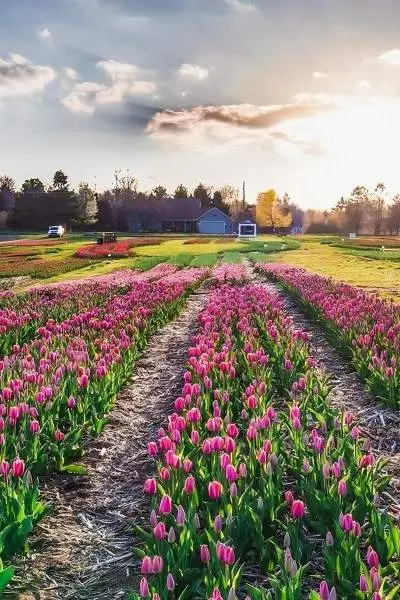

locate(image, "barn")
[[128, 197, 235, 234]]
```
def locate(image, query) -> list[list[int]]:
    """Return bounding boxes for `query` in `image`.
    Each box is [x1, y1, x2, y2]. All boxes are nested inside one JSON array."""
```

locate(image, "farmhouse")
[[128, 196, 235, 234]]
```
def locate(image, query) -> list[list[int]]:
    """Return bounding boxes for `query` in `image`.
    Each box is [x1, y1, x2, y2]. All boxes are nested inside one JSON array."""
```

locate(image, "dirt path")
[[8, 288, 209, 600], [258, 274, 400, 517]]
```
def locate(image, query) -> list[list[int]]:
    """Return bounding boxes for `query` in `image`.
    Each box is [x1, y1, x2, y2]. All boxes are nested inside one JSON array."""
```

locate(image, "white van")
[[48, 225, 65, 238]]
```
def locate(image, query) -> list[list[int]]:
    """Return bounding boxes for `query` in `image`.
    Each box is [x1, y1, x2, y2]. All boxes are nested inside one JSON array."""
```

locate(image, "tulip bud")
[[257, 497, 264, 511], [200, 544, 210, 563], [167, 527, 176, 543], [359, 575, 369, 593], [214, 515, 222, 533], [338, 479, 347, 496], [325, 531, 334, 546], [166, 573, 175, 591], [230, 482, 238, 498], [283, 532, 290, 548], [328, 588, 336, 600], [176, 505, 185, 526], [159, 495, 172, 515], [227, 588, 237, 600], [139, 577, 149, 597], [150, 510, 157, 528], [152, 555, 163, 574], [193, 513, 200, 529]]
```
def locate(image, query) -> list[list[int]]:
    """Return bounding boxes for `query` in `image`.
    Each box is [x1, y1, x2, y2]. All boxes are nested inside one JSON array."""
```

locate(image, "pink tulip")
[[67, 396, 76, 409], [291, 500, 305, 519], [144, 478, 157, 495], [257, 449, 267, 465], [200, 544, 210, 562], [225, 464, 237, 482], [152, 555, 163, 574], [30, 420, 40, 434], [139, 577, 149, 597], [166, 573, 175, 591], [208, 480, 223, 500], [359, 575, 369, 592], [0, 460, 9, 476], [337, 479, 347, 496], [141, 556, 153, 575], [159, 467, 170, 481], [191, 429, 200, 444], [367, 547, 379, 568], [341, 513, 353, 532], [183, 475, 195, 494], [227, 423, 239, 438], [153, 522, 166, 540], [159, 495, 172, 515], [285, 491, 294, 505], [147, 442, 158, 457], [220, 453, 231, 469], [214, 514, 222, 533], [12, 458, 25, 478], [319, 581, 330, 600], [182, 458, 193, 473], [54, 430, 65, 442]]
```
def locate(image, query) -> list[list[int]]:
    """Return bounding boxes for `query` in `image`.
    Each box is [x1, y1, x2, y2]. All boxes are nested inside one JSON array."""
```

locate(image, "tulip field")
[[132, 266, 400, 600], [0, 248, 398, 599]]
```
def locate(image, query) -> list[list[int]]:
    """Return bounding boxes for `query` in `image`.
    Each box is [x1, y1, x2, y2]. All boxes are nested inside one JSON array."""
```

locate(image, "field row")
[[0, 265, 210, 590], [256, 264, 400, 409], [132, 280, 400, 599]]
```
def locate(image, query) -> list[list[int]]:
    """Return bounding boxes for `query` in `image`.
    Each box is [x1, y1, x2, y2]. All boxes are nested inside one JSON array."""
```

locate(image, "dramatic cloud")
[[313, 71, 328, 79], [225, 0, 256, 12], [177, 64, 209, 81], [146, 101, 331, 154], [37, 28, 52, 40], [64, 67, 79, 80], [0, 53, 56, 99], [374, 49, 400, 66], [62, 59, 155, 113]]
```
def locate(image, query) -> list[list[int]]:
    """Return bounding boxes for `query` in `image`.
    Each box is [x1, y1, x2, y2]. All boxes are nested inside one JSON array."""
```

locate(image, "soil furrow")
[[8, 288, 209, 600]]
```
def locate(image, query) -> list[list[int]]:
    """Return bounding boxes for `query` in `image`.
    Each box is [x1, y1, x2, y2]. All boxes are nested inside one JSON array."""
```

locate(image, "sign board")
[[349, 233, 356, 239]]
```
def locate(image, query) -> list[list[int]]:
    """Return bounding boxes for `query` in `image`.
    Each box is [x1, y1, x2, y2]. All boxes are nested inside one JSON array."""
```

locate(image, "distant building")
[[128, 197, 235, 234]]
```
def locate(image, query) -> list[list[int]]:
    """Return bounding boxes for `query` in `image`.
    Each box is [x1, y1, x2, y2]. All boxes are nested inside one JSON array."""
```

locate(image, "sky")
[[1, 0, 400, 208]]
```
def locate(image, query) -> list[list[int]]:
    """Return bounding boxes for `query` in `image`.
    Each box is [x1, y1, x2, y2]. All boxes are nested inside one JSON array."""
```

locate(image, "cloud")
[[37, 28, 52, 40], [177, 63, 209, 81], [64, 67, 79, 80], [358, 80, 371, 90], [62, 59, 155, 113], [145, 101, 331, 154], [369, 49, 400, 66], [61, 81, 105, 114], [225, 0, 256, 12], [0, 53, 56, 99], [313, 71, 328, 79]]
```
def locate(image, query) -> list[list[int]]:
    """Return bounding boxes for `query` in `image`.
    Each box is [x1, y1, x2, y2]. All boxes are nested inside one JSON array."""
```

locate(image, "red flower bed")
[[75, 238, 164, 259]]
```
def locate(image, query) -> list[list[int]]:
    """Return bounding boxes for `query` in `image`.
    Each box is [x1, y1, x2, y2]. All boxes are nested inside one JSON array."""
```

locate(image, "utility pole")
[[242, 180, 246, 210]]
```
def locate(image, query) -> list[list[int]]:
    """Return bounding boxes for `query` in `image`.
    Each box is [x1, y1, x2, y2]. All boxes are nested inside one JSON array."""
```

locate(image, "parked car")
[[48, 225, 65, 238]]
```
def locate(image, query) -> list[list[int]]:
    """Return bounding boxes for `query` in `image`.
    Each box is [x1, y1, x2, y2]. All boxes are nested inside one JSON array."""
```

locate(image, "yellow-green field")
[[0, 234, 399, 301], [269, 237, 400, 301]]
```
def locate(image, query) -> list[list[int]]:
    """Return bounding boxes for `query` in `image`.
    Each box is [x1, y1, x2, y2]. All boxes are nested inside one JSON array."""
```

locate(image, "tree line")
[[1, 170, 399, 235], [0, 172, 253, 231]]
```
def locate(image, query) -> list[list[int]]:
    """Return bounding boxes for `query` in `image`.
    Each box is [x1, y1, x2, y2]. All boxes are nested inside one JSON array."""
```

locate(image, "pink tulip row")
[[211, 264, 250, 283], [0, 264, 180, 357], [256, 263, 400, 409], [0, 266, 208, 582], [132, 282, 399, 600]]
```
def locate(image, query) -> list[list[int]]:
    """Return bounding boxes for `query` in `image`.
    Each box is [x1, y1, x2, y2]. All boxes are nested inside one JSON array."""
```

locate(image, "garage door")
[[197, 220, 226, 234]]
